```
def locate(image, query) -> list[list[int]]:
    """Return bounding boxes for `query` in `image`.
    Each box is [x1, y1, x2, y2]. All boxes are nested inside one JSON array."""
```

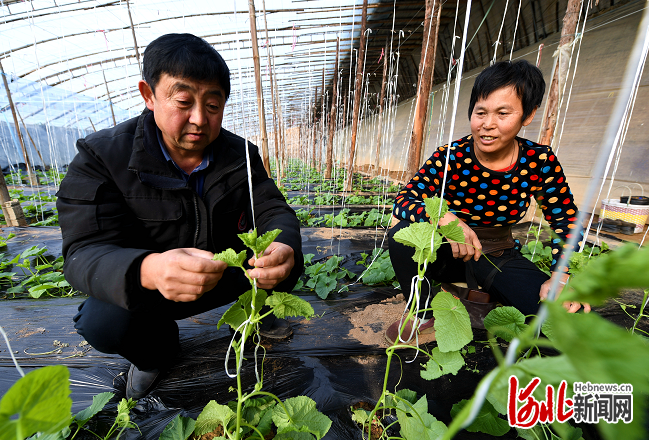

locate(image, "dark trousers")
[[73, 267, 249, 371], [388, 220, 548, 317]]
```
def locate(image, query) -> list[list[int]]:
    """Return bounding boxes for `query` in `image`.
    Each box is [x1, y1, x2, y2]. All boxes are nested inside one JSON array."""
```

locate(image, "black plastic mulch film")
[[0, 226, 645, 439]]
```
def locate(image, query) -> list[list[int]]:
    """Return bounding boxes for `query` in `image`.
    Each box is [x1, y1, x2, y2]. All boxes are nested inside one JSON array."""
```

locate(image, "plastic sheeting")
[[0, 226, 643, 439]]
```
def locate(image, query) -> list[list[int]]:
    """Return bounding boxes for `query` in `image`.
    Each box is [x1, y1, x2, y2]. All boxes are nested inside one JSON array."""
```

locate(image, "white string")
[[492, 0, 511, 63], [0, 325, 24, 377], [509, 0, 522, 61]]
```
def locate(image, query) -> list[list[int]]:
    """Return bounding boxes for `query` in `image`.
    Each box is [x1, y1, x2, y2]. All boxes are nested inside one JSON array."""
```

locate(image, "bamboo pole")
[[324, 37, 341, 179], [406, 0, 442, 179], [88, 117, 97, 132], [319, 67, 326, 172], [538, 0, 581, 147], [101, 63, 117, 127], [261, 0, 281, 185], [0, 60, 39, 187], [16, 108, 46, 169], [344, 0, 369, 192], [373, 38, 389, 176], [126, 0, 143, 77], [248, 0, 271, 177], [311, 86, 318, 169]]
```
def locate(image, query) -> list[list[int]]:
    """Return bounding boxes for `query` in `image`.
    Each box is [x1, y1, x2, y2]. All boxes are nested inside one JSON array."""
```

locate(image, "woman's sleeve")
[[533, 147, 585, 273], [393, 146, 446, 223]]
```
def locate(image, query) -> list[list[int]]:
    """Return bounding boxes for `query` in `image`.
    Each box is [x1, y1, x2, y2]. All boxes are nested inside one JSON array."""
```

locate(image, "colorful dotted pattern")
[[394, 135, 583, 272]]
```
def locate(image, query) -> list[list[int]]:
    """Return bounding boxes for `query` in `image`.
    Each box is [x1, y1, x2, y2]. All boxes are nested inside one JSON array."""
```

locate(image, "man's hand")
[[140, 248, 227, 302], [247, 242, 295, 290], [539, 272, 591, 313], [439, 211, 482, 262]]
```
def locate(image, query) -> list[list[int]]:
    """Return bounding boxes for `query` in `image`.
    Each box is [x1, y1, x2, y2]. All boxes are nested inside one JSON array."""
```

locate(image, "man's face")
[[139, 74, 226, 155]]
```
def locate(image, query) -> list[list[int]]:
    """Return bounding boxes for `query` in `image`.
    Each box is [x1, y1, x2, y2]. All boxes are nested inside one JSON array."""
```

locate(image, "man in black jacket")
[[56, 33, 302, 400]]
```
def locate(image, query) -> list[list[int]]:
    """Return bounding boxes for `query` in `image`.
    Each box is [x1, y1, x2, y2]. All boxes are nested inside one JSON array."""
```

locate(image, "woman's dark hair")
[[143, 33, 231, 101], [468, 60, 545, 121]]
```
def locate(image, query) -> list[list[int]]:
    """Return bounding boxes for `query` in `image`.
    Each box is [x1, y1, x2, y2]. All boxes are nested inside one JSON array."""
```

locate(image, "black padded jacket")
[[56, 109, 302, 311]]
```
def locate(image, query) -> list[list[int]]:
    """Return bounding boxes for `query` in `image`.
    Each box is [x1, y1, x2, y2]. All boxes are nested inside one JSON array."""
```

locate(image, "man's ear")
[[522, 106, 538, 127], [138, 80, 155, 111]]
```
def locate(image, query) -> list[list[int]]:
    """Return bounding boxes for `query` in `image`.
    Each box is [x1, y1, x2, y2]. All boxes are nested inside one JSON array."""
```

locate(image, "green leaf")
[[255, 229, 282, 255], [256, 405, 276, 437], [217, 289, 268, 330], [483, 307, 528, 342], [396, 395, 447, 440], [314, 276, 337, 299], [420, 348, 464, 380], [115, 398, 137, 429], [238, 229, 258, 251], [194, 400, 235, 436], [450, 399, 510, 436], [438, 218, 466, 243], [73, 392, 113, 427], [395, 389, 418, 405], [212, 248, 247, 268], [547, 301, 649, 440], [266, 292, 314, 319], [393, 222, 439, 265], [159, 415, 196, 440], [272, 396, 332, 440], [561, 243, 649, 305], [273, 432, 314, 440], [350, 408, 370, 426], [432, 291, 473, 352], [515, 425, 546, 440], [0, 365, 72, 440], [423, 196, 449, 223]]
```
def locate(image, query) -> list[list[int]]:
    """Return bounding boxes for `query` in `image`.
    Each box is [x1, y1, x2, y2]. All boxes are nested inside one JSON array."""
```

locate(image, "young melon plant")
[[353, 196, 475, 439]]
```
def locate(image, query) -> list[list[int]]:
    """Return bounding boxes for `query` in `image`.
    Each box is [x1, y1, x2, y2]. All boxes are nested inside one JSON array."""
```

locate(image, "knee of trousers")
[[73, 298, 177, 355]]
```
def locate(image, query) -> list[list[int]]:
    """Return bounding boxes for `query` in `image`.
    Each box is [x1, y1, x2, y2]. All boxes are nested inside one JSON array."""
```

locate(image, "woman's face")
[[470, 86, 537, 157]]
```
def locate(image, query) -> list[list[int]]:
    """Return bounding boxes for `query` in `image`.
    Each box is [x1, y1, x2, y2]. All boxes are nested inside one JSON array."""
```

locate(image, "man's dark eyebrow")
[[207, 89, 224, 98], [169, 82, 195, 94]]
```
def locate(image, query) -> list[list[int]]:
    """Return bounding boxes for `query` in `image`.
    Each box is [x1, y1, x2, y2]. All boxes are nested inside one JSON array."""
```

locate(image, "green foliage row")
[[294, 208, 391, 228]]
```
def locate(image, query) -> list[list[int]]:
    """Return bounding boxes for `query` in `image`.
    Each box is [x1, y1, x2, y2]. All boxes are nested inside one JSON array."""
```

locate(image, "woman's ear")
[[522, 106, 538, 126]]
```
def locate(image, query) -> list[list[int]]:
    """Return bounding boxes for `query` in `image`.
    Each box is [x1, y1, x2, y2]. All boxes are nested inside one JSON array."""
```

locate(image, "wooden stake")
[[373, 38, 389, 176], [538, 0, 581, 147], [406, 0, 442, 179], [0, 60, 38, 187], [126, 0, 143, 76], [261, 0, 281, 185], [344, 0, 369, 192], [248, 0, 271, 177], [325, 37, 341, 179]]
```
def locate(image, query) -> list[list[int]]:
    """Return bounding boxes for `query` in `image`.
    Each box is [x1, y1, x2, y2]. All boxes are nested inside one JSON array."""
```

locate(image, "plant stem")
[[235, 343, 244, 440], [631, 289, 649, 335]]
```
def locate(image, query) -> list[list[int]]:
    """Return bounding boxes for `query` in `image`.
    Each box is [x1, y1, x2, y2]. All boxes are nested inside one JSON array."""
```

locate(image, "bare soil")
[[344, 293, 437, 347]]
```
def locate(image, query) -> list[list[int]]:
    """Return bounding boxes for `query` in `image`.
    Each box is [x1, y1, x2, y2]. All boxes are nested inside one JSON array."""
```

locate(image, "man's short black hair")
[[468, 60, 545, 121], [143, 33, 231, 101]]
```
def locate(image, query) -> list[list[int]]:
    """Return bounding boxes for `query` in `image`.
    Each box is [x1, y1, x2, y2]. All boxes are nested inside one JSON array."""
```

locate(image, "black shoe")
[[259, 307, 293, 340], [126, 364, 164, 400]]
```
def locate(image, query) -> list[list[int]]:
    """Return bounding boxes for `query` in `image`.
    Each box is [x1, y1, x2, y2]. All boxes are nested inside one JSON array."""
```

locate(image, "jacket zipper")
[[193, 192, 200, 248]]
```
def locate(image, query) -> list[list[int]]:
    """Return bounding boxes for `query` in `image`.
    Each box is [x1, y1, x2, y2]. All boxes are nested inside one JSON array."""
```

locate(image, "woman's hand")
[[438, 211, 482, 262], [539, 272, 591, 313]]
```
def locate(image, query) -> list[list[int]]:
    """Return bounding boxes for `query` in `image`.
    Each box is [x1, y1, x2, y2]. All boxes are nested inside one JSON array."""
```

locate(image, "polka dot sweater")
[[393, 135, 583, 272]]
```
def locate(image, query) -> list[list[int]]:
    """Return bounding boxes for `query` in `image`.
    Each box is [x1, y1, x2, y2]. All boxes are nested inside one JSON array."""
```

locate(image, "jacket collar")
[[128, 108, 247, 190]]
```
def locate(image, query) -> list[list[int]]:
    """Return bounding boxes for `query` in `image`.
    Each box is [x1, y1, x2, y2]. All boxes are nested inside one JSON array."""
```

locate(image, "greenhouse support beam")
[[88, 117, 97, 132], [325, 37, 340, 179], [373, 38, 389, 177], [344, 0, 369, 192], [407, 0, 442, 180], [320, 66, 325, 172], [126, 0, 143, 77], [538, 0, 581, 147], [0, 60, 39, 187], [261, 0, 281, 185], [249, 0, 271, 178]]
